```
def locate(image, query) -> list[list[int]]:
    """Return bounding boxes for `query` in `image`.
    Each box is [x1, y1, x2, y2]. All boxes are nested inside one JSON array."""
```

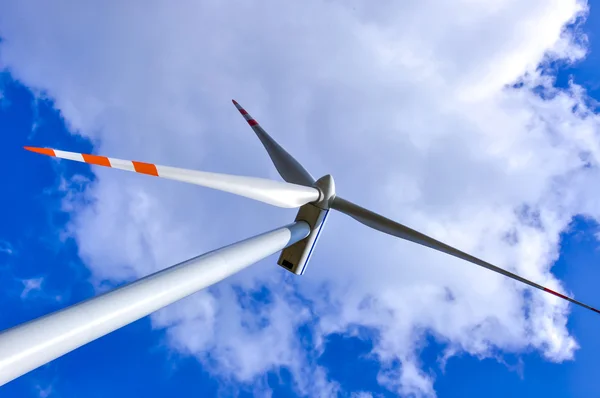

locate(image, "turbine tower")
[[1, 100, 598, 386]]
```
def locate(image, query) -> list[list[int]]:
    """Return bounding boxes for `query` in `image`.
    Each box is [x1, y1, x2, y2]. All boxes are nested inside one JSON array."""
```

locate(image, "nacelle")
[[277, 203, 329, 275]]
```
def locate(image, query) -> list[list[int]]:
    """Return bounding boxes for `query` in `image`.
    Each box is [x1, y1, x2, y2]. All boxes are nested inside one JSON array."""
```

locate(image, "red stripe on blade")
[[24, 147, 56, 157], [543, 287, 569, 300], [132, 161, 159, 176], [544, 287, 600, 314], [82, 153, 111, 167], [248, 119, 258, 126]]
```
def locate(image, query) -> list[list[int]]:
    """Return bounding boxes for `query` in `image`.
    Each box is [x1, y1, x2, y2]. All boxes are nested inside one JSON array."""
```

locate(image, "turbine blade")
[[232, 99, 315, 186], [331, 196, 600, 315], [24, 146, 320, 208]]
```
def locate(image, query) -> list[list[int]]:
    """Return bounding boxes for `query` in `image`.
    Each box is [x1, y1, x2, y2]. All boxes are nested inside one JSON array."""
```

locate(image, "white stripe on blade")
[[108, 158, 136, 172], [53, 150, 84, 162]]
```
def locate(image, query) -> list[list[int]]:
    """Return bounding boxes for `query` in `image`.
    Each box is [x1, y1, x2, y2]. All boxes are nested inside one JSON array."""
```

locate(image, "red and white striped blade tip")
[[231, 100, 259, 127], [24, 146, 159, 175], [24, 146, 55, 156]]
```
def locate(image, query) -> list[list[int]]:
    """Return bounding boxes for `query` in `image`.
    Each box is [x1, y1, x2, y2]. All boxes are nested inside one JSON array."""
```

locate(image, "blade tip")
[[24, 146, 55, 157]]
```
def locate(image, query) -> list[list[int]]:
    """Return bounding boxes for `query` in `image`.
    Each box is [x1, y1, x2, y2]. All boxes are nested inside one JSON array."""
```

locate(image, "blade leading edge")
[[24, 147, 320, 208], [232, 100, 315, 187], [331, 196, 600, 315]]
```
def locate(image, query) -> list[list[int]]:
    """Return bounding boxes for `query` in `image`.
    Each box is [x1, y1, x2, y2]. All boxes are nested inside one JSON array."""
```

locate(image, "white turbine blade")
[[232, 99, 315, 186], [24, 147, 320, 208], [331, 196, 600, 315]]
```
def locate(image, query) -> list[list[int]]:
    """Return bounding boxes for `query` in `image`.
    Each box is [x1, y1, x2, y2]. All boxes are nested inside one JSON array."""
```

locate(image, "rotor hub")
[[312, 174, 336, 209]]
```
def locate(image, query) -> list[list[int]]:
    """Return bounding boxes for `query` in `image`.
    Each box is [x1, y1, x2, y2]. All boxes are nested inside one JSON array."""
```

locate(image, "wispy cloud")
[[34, 381, 56, 398], [19, 277, 44, 299], [13, 276, 63, 304], [0, 76, 7, 108], [351, 393, 374, 398], [0, 0, 597, 395], [0, 240, 14, 255]]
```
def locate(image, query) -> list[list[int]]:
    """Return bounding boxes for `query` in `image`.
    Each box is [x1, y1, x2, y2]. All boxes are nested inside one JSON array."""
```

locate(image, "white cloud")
[[0, 74, 6, 107], [34, 382, 55, 398], [20, 277, 44, 299], [351, 393, 374, 398], [14, 276, 64, 303], [0, 240, 13, 256], [1, 0, 599, 396]]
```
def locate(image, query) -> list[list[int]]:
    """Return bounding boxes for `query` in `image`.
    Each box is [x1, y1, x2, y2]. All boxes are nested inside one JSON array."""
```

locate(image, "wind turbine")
[[1, 100, 597, 386]]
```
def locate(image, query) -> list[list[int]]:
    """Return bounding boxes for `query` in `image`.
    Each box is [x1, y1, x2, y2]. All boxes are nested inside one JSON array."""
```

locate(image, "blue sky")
[[2, 1, 600, 397]]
